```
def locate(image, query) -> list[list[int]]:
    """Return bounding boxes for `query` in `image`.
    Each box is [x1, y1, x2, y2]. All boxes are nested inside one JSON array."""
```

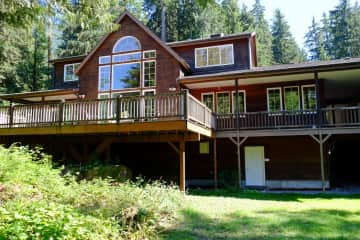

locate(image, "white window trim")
[[216, 91, 230, 113], [143, 50, 156, 59], [99, 56, 111, 65], [283, 86, 300, 111], [194, 44, 234, 68], [98, 93, 110, 99], [98, 65, 111, 92], [142, 60, 156, 88], [112, 52, 141, 63], [301, 84, 316, 110], [267, 87, 283, 112], [111, 62, 141, 90], [231, 90, 247, 113], [113, 36, 141, 53], [63, 63, 80, 82], [248, 39, 252, 68], [111, 90, 140, 98], [142, 89, 156, 95], [201, 92, 215, 111]]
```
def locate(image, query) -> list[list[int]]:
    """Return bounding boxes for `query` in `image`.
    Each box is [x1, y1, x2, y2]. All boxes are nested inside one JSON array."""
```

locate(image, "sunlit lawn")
[[161, 190, 360, 240]]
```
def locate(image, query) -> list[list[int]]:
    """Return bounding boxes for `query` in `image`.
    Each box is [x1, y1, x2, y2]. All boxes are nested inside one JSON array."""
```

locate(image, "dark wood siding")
[[78, 16, 182, 99], [171, 38, 250, 75], [52, 60, 82, 90]]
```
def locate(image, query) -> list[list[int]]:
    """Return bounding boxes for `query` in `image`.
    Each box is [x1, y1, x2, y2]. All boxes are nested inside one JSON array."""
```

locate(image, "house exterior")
[[0, 11, 360, 191]]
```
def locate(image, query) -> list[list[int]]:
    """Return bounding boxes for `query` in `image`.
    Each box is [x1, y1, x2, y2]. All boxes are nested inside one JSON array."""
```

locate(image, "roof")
[[179, 57, 360, 83], [0, 89, 79, 103], [167, 32, 255, 48], [76, 10, 190, 74], [49, 55, 86, 64]]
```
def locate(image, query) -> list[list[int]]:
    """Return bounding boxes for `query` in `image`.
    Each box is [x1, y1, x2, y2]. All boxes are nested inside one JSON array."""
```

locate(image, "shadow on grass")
[[161, 207, 360, 240], [188, 189, 360, 202]]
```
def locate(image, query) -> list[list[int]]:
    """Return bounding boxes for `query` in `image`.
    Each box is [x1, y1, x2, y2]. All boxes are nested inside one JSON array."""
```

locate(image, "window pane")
[[64, 65, 74, 81], [113, 36, 141, 53], [268, 89, 281, 112], [199, 142, 210, 154], [112, 53, 141, 63], [208, 47, 220, 65], [144, 91, 155, 117], [202, 94, 214, 111], [144, 50, 156, 59], [284, 87, 299, 111], [303, 86, 317, 110], [217, 93, 230, 114], [99, 56, 111, 64], [99, 66, 110, 91], [232, 92, 245, 113], [112, 63, 140, 90], [221, 46, 233, 65], [144, 61, 156, 87], [196, 49, 207, 67]]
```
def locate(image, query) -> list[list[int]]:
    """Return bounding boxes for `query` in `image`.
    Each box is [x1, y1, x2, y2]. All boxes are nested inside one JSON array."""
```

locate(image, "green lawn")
[[161, 190, 360, 240]]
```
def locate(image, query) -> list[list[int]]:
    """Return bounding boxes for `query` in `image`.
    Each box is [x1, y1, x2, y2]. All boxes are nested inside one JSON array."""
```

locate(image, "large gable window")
[[195, 44, 234, 68], [112, 63, 140, 90], [113, 36, 141, 53], [64, 63, 80, 82]]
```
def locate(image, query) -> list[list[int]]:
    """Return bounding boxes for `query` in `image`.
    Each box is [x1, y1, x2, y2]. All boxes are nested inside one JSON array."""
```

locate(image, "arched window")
[[113, 36, 141, 53]]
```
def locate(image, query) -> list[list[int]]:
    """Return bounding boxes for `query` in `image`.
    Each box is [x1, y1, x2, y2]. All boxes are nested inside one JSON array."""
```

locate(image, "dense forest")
[[1, 0, 360, 94]]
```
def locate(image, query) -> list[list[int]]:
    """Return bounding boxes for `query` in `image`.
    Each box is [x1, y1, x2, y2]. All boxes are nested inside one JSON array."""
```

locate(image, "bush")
[[0, 145, 183, 239]]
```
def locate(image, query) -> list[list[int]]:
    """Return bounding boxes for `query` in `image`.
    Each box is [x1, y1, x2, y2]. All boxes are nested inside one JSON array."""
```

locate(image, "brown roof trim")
[[178, 58, 360, 84], [76, 10, 190, 74], [0, 89, 79, 101], [167, 32, 255, 48], [49, 55, 86, 64]]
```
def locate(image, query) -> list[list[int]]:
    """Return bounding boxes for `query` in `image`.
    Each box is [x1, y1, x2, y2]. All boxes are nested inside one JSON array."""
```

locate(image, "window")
[[113, 36, 141, 53], [64, 63, 80, 82], [99, 66, 110, 91], [143, 61, 156, 87], [302, 85, 317, 110], [199, 142, 210, 154], [98, 94, 110, 119], [143, 50, 156, 59], [267, 88, 282, 112], [112, 63, 140, 90], [112, 52, 141, 63], [217, 92, 230, 114], [99, 56, 111, 64], [232, 91, 246, 113], [201, 93, 214, 111], [284, 86, 300, 111], [195, 44, 234, 68]]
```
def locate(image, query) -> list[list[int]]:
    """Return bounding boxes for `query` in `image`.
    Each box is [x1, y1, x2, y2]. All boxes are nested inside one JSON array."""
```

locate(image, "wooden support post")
[[179, 139, 186, 192], [229, 136, 248, 188], [116, 96, 121, 124], [213, 138, 218, 188]]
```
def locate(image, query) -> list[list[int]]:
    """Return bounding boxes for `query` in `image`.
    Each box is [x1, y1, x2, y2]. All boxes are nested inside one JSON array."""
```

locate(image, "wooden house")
[[1, 11, 360, 191]]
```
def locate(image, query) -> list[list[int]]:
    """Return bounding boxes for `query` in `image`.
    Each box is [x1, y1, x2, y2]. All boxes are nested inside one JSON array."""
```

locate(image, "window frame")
[[143, 60, 156, 88], [216, 91, 231, 114], [99, 56, 111, 65], [143, 50, 156, 59], [283, 86, 300, 111], [112, 52, 142, 64], [231, 90, 247, 113], [201, 92, 215, 111], [63, 63, 80, 82], [112, 36, 141, 53], [301, 84, 317, 110], [111, 62, 141, 91], [194, 44, 234, 68], [98, 65, 111, 92], [267, 87, 283, 112]]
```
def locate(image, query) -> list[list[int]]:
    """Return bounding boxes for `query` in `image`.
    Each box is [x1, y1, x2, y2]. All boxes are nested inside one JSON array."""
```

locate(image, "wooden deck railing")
[[0, 91, 213, 130], [216, 107, 360, 131]]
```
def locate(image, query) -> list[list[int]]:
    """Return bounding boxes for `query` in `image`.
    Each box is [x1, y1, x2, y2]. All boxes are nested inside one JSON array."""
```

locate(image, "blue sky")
[[239, 0, 355, 48]]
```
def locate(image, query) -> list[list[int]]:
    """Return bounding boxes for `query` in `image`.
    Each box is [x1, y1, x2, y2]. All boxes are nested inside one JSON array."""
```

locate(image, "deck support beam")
[[213, 138, 218, 188], [310, 133, 331, 191], [179, 139, 186, 192], [229, 136, 248, 188]]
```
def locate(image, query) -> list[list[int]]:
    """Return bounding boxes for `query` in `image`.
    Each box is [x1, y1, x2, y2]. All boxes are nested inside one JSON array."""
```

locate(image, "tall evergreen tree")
[[251, 0, 272, 66], [305, 17, 327, 60], [221, 0, 242, 34], [238, 4, 255, 32], [349, 1, 360, 57], [320, 13, 333, 58], [197, 2, 226, 38], [271, 9, 302, 64]]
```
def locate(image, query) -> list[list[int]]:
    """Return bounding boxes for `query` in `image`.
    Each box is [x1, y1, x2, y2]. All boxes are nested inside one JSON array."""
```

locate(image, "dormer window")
[[113, 36, 141, 53], [64, 63, 80, 82], [195, 44, 234, 68]]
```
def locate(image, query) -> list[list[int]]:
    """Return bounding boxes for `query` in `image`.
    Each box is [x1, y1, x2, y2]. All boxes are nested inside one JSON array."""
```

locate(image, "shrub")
[[0, 145, 183, 239]]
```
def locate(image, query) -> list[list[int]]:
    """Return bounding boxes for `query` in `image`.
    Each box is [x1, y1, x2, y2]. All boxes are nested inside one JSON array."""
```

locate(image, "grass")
[[161, 189, 360, 240]]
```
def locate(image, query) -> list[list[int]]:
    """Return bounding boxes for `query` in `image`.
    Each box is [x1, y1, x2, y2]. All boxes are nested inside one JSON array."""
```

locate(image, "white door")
[[245, 146, 266, 187]]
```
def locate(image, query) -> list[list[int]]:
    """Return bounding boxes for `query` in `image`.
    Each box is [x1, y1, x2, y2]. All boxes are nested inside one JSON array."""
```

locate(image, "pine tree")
[[197, 2, 226, 38], [271, 9, 302, 64], [221, 0, 242, 34], [305, 17, 327, 61], [251, 0, 272, 66], [238, 4, 255, 32], [320, 13, 332, 59], [349, 2, 360, 57]]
